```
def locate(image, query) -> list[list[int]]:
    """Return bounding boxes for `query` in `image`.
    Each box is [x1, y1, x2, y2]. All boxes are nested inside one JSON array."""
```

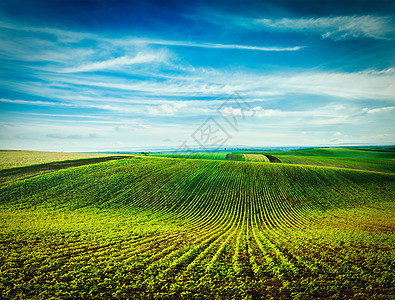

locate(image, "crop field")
[[0, 149, 394, 299]]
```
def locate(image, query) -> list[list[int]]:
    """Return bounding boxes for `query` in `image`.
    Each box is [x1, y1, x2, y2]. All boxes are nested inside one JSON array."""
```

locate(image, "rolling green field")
[[0, 148, 394, 299], [260, 147, 395, 173]]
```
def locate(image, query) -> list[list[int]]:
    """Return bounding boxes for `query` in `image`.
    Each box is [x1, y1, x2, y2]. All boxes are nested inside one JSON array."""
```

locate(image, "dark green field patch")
[[226, 153, 245, 161]]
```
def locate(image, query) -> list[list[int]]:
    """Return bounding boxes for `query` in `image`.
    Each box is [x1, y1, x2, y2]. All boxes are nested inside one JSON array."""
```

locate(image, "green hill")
[[0, 156, 394, 299]]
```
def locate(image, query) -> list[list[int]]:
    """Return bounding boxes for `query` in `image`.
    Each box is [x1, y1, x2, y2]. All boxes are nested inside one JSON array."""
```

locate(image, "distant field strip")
[[0, 150, 119, 170], [151, 152, 228, 160], [0, 156, 394, 299], [265, 147, 395, 159], [0, 156, 134, 187]]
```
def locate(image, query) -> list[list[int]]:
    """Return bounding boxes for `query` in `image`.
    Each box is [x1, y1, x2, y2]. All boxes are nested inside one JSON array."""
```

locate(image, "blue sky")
[[0, 0, 394, 151]]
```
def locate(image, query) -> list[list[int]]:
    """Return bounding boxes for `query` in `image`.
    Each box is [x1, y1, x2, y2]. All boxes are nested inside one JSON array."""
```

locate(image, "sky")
[[0, 0, 394, 151]]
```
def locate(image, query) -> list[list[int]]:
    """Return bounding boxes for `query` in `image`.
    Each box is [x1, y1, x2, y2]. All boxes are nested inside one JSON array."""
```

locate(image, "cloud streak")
[[125, 38, 304, 51], [363, 106, 395, 114], [61, 52, 166, 73], [254, 15, 394, 40], [0, 98, 73, 107]]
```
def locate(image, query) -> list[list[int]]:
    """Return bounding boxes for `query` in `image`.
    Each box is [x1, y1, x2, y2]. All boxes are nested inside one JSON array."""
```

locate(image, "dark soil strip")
[[0, 156, 134, 186], [265, 155, 282, 163]]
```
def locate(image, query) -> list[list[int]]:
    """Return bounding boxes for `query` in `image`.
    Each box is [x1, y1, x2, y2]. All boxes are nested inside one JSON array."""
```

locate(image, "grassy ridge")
[[0, 157, 394, 299]]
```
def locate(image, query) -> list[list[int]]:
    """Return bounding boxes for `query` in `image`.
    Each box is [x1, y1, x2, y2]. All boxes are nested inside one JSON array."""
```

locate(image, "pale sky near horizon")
[[0, 0, 394, 151]]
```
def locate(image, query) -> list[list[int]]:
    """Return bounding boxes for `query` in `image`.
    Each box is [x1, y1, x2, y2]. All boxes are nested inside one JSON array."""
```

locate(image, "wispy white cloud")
[[245, 103, 371, 128], [0, 98, 72, 107], [261, 68, 395, 99], [124, 38, 304, 51], [0, 21, 95, 43], [61, 52, 167, 73], [222, 106, 243, 117], [363, 106, 395, 114], [147, 103, 188, 115], [46, 133, 99, 139], [0, 33, 95, 63], [4, 66, 394, 113], [24, 113, 107, 119], [114, 123, 152, 131], [252, 107, 280, 117], [254, 15, 394, 40], [0, 20, 304, 69]]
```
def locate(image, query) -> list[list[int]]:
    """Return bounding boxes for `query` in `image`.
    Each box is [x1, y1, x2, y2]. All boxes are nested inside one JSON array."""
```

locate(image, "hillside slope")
[[0, 157, 394, 299]]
